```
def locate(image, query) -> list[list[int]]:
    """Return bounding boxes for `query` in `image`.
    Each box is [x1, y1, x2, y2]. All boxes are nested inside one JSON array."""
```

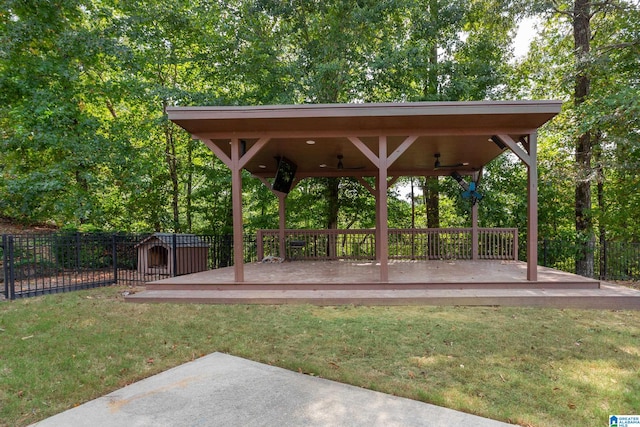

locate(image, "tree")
[[515, 0, 640, 275], [0, 0, 117, 225], [572, 0, 595, 276]]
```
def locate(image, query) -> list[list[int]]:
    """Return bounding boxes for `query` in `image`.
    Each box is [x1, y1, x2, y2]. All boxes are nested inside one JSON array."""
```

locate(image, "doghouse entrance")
[[148, 246, 168, 270]]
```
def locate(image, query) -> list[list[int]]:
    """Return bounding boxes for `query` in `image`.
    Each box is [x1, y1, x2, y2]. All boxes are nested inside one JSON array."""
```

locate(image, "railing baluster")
[[257, 227, 519, 262]]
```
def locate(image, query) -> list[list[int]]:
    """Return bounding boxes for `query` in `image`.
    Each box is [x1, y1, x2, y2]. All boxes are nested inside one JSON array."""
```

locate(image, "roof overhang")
[[167, 101, 562, 177]]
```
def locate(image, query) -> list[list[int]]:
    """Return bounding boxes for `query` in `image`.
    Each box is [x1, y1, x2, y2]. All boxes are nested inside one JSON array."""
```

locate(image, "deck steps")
[[126, 284, 640, 310], [124, 261, 640, 310], [144, 281, 600, 291]]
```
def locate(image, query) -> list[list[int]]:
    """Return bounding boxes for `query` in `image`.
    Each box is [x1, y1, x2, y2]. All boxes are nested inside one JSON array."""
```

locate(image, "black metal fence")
[[1, 232, 638, 300], [1, 232, 257, 299], [539, 239, 640, 281]]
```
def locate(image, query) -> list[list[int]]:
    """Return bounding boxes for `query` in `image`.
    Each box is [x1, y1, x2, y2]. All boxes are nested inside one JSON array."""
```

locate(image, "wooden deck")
[[125, 260, 640, 310]]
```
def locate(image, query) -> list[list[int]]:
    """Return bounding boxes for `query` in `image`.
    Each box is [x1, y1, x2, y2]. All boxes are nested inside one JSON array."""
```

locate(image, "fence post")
[[601, 239, 607, 280], [2, 235, 7, 299], [75, 232, 81, 270], [112, 234, 118, 285], [172, 233, 178, 277], [3, 235, 15, 300]]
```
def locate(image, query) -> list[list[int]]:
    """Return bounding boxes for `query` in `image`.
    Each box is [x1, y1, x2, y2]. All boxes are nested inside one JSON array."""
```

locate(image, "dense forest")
[[1, 1, 639, 273]]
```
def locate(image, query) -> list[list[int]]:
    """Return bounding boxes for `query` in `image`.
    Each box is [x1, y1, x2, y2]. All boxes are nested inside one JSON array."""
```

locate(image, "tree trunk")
[[186, 138, 193, 233], [573, 0, 594, 277], [597, 168, 606, 279], [424, 176, 440, 229], [594, 132, 606, 279], [164, 122, 180, 233], [424, 0, 439, 99], [422, 0, 441, 258]]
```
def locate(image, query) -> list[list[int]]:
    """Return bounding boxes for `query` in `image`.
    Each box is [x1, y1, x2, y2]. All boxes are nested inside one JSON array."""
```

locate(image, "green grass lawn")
[[1, 285, 638, 427]]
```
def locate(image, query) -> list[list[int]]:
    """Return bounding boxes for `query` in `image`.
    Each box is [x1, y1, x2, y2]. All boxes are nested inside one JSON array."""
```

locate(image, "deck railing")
[[257, 228, 518, 261]]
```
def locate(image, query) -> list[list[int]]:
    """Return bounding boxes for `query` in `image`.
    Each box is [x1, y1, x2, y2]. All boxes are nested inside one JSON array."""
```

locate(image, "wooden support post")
[[471, 202, 479, 260], [256, 230, 264, 260], [496, 133, 539, 281], [527, 132, 538, 281], [278, 193, 286, 258], [378, 136, 389, 282], [374, 176, 381, 261], [230, 138, 244, 282]]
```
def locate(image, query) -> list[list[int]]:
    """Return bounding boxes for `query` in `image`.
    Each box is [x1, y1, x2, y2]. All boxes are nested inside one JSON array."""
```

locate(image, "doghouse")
[[136, 233, 209, 276]]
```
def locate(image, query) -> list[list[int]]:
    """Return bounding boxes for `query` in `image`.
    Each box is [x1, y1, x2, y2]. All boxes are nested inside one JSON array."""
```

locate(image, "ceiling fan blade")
[[335, 154, 364, 170], [434, 153, 468, 169]]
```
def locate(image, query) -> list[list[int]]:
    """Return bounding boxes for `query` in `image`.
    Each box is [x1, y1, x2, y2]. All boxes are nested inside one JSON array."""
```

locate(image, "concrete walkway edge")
[[31, 352, 515, 427]]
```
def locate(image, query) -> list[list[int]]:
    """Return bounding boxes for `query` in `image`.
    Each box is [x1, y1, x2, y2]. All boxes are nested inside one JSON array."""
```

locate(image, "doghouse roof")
[[135, 233, 210, 248]]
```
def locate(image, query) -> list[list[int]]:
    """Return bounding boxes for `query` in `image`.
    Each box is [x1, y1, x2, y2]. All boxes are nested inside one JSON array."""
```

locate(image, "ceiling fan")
[[433, 153, 468, 170], [321, 154, 365, 170], [451, 171, 483, 204]]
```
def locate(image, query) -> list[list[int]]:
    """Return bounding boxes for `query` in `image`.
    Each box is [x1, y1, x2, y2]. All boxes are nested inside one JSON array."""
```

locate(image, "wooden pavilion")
[[166, 101, 561, 285]]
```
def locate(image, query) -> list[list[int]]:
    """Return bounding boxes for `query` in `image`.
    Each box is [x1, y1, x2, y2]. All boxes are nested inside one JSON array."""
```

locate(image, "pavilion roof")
[[167, 101, 562, 177]]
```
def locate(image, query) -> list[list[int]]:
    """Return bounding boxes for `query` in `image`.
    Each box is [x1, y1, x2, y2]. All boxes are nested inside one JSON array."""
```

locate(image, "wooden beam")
[[256, 176, 270, 188], [193, 127, 541, 140], [256, 169, 478, 179], [356, 177, 376, 196], [348, 136, 380, 167], [498, 134, 531, 166], [238, 137, 270, 169], [256, 176, 290, 198], [519, 135, 530, 153], [198, 135, 271, 171], [198, 137, 232, 168], [473, 167, 484, 185], [387, 135, 418, 167]]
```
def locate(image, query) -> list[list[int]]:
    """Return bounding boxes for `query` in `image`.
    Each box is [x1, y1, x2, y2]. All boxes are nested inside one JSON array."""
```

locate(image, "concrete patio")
[[31, 352, 515, 427]]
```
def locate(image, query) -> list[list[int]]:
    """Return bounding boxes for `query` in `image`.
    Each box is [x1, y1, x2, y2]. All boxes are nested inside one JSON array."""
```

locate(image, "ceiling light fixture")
[[306, 140, 316, 145]]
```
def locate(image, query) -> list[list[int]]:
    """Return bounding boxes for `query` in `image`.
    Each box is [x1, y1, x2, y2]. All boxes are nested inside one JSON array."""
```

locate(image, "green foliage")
[[1, 0, 638, 244], [0, 0, 521, 231], [514, 0, 640, 243], [477, 154, 528, 230], [52, 231, 112, 269]]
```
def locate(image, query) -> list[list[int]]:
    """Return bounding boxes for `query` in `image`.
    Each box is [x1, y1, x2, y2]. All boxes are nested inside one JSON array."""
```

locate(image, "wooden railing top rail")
[[257, 227, 519, 261], [259, 228, 518, 234]]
